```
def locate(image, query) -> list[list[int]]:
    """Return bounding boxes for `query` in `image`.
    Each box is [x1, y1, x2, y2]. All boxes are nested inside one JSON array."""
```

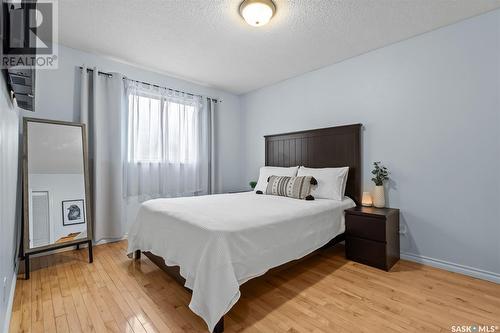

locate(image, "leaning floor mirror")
[[23, 118, 93, 279]]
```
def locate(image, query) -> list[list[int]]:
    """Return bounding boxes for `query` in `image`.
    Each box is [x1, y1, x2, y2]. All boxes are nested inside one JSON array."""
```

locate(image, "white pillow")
[[297, 166, 349, 200], [255, 166, 299, 193]]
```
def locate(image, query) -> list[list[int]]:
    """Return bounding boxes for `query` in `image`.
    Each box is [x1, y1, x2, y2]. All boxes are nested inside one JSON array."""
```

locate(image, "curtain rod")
[[78, 66, 222, 103]]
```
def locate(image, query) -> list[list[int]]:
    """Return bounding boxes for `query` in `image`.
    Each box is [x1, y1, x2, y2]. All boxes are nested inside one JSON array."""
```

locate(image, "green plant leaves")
[[371, 161, 389, 186]]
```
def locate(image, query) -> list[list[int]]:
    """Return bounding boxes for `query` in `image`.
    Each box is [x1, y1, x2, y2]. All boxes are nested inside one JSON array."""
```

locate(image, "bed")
[[127, 124, 362, 332]]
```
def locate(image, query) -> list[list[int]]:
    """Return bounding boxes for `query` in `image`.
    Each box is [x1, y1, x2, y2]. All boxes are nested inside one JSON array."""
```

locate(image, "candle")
[[362, 192, 373, 207]]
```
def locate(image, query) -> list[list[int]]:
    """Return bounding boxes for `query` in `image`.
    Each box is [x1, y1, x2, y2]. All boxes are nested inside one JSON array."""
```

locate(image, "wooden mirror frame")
[[22, 117, 93, 279]]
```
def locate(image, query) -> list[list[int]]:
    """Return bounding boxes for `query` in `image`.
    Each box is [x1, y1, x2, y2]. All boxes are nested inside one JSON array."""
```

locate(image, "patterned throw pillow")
[[264, 175, 317, 200]]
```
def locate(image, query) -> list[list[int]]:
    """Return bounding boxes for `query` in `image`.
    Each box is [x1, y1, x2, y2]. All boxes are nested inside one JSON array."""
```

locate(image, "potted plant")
[[371, 162, 389, 208], [249, 181, 257, 190]]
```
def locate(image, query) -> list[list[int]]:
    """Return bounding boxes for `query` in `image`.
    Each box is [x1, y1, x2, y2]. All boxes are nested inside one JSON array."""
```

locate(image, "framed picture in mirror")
[[22, 117, 93, 279], [62, 199, 85, 226]]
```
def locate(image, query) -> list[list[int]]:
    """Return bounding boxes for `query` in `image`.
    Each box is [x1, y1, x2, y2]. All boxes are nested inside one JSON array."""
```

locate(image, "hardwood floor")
[[10, 241, 500, 333]]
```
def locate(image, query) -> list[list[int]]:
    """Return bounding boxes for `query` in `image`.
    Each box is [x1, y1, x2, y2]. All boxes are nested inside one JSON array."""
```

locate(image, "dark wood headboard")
[[264, 124, 362, 204]]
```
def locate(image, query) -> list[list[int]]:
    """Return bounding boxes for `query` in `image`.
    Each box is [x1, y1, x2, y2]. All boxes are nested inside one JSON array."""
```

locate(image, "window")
[[127, 91, 200, 164], [123, 82, 210, 199]]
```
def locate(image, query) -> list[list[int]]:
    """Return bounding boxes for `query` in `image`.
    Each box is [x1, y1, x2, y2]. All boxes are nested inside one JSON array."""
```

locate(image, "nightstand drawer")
[[346, 214, 386, 242], [345, 236, 387, 270]]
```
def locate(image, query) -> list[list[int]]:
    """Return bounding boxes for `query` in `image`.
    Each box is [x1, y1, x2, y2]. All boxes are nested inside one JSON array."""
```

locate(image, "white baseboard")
[[3, 272, 17, 333], [94, 234, 128, 246], [401, 252, 500, 284]]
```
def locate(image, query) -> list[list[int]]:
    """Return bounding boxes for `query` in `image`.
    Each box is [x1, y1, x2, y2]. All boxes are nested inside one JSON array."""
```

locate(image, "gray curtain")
[[207, 98, 216, 194], [80, 66, 126, 243]]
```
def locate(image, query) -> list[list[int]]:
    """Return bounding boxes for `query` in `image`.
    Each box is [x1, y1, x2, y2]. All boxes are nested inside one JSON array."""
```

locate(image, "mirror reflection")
[[27, 121, 88, 249]]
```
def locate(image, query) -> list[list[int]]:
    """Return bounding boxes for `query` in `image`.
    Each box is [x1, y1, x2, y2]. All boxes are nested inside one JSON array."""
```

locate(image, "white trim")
[[93, 234, 128, 246], [401, 252, 500, 284], [3, 272, 17, 333]]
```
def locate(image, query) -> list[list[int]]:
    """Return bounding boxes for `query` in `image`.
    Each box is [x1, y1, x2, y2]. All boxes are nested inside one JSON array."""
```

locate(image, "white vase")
[[372, 186, 385, 208]]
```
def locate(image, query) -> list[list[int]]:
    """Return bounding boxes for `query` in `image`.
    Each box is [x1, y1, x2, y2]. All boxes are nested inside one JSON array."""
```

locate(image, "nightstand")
[[345, 206, 400, 271]]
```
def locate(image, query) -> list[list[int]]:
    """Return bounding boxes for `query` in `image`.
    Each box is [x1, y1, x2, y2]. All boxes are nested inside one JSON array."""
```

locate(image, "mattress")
[[127, 192, 355, 332]]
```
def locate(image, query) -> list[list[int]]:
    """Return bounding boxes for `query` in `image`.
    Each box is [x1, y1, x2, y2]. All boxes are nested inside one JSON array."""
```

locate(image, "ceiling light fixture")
[[239, 0, 276, 27]]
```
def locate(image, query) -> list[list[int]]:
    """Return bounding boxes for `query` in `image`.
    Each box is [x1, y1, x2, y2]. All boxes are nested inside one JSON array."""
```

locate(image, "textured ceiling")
[[58, 0, 500, 94]]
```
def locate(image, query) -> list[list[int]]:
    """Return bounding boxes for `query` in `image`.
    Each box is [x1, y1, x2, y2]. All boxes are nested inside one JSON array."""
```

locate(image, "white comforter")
[[127, 192, 355, 332]]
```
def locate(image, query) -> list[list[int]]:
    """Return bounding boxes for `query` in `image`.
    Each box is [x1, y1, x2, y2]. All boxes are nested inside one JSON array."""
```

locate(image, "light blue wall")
[[29, 45, 245, 243], [240, 10, 500, 280], [0, 74, 20, 332], [32, 44, 243, 193]]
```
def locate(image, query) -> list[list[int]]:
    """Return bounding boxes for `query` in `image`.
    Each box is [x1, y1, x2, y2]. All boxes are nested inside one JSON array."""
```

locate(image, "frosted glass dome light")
[[239, 0, 276, 27]]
